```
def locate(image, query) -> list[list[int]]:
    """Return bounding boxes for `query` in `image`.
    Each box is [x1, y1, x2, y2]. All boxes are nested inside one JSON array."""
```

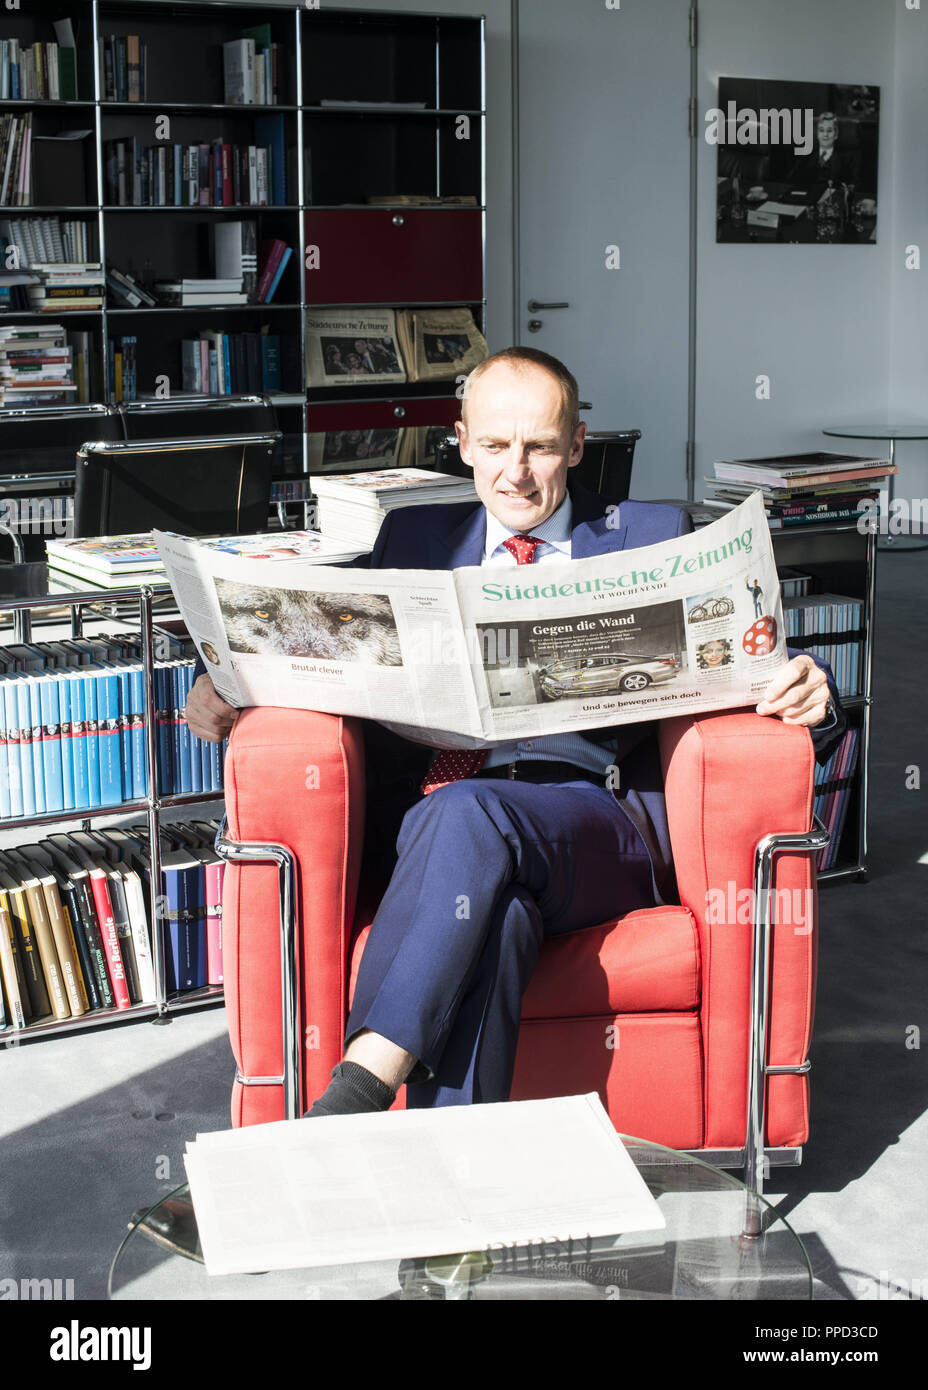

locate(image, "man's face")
[[817, 117, 837, 149], [455, 363, 585, 531]]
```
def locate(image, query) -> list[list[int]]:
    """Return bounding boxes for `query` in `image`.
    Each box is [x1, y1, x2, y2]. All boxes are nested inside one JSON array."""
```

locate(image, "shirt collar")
[[484, 492, 573, 562]]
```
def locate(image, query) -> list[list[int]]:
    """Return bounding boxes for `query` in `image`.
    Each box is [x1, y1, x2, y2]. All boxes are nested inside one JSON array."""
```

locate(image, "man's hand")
[[186, 673, 238, 743], [755, 654, 830, 728]]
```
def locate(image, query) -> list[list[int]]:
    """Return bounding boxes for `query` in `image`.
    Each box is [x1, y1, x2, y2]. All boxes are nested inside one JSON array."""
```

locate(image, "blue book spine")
[[211, 737, 224, 793], [3, 682, 22, 818], [68, 674, 89, 811], [162, 863, 206, 991], [175, 664, 194, 795], [16, 682, 36, 818], [260, 333, 281, 391], [57, 674, 75, 813], [39, 676, 65, 814], [254, 113, 286, 204], [28, 679, 46, 816], [174, 142, 183, 205], [129, 666, 147, 799], [116, 670, 132, 801], [222, 334, 232, 394], [0, 678, 11, 819], [155, 666, 172, 795], [263, 245, 291, 304], [183, 667, 202, 795], [98, 671, 122, 806], [199, 722, 211, 793], [83, 672, 102, 810]]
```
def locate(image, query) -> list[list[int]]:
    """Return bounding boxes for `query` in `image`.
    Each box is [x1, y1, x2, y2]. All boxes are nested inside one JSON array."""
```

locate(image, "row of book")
[[0, 820, 225, 1033], [702, 452, 896, 529], [0, 112, 33, 208], [223, 28, 282, 106], [103, 120, 287, 208], [782, 593, 863, 698], [100, 34, 148, 103], [181, 329, 289, 396], [0, 216, 93, 267], [0, 26, 78, 102], [0, 659, 226, 820], [814, 727, 860, 872], [107, 334, 137, 402]]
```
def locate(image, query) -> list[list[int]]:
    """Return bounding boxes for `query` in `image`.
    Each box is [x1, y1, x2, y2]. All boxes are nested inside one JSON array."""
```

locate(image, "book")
[[712, 452, 895, 489]]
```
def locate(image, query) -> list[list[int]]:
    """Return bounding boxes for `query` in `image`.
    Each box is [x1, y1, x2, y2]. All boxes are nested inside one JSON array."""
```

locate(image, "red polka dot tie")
[[420, 531, 541, 794]]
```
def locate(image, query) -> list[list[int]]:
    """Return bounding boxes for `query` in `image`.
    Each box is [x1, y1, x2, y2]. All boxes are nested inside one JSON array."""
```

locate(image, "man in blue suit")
[[188, 347, 843, 1121]]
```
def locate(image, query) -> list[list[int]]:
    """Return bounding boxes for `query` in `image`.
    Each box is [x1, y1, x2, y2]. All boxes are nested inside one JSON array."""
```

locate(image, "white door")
[[516, 0, 693, 497]]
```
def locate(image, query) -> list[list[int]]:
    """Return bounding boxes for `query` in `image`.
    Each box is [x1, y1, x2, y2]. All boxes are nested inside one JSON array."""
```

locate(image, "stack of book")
[[0, 23, 78, 101], [25, 262, 105, 313], [104, 121, 286, 207], [702, 452, 896, 528], [0, 324, 76, 406], [105, 263, 156, 309], [814, 727, 861, 872], [782, 593, 863, 698], [311, 468, 478, 547], [100, 34, 148, 101], [181, 329, 289, 395], [0, 818, 226, 1030], [223, 24, 280, 105], [45, 534, 167, 590], [156, 277, 246, 308], [0, 112, 34, 207], [0, 216, 94, 266]]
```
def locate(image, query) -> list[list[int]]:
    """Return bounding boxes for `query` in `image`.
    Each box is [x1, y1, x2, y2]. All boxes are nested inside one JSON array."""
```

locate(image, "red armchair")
[[216, 707, 826, 1204]]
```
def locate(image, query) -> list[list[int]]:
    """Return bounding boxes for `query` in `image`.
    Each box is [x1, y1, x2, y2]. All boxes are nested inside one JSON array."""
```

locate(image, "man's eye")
[[338, 613, 354, 622]]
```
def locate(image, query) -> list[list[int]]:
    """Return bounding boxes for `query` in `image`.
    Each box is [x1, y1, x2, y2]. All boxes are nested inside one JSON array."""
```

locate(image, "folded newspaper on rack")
[[155, 492, 786, 748]]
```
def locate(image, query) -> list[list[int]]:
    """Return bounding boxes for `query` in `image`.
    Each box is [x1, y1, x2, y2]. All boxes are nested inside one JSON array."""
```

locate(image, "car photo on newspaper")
[[538, 652, 681, 701]]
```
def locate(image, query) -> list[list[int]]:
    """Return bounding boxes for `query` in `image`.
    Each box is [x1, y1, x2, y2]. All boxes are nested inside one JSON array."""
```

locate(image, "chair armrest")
[[222, 707, 366, 1124], [659, 710, 818, 1148]]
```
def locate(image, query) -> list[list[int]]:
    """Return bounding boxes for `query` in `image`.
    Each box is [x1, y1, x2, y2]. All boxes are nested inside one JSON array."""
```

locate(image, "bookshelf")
[[0, 580, 226, 1044], [772, 522, 876, 883], [0, 2, 486, 501]]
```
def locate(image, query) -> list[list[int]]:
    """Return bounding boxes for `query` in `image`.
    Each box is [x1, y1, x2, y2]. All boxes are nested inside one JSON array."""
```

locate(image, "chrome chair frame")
[[214, 811, 829, 1220]]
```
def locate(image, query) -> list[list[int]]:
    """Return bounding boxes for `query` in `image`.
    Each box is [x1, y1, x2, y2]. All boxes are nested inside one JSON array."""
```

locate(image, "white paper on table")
[[183, 1094, 665, 1276]]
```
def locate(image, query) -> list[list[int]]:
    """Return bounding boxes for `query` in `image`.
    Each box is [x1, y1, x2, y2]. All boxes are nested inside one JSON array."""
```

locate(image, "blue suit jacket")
[[359, 479, 844, 905]]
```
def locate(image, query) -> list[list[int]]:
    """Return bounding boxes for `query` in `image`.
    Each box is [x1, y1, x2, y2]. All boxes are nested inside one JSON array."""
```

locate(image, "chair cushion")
[[349, 904, 700, 1019]]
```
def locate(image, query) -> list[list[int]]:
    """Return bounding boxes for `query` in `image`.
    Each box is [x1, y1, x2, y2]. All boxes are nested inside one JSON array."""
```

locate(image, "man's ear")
[[454, 418, 474, 468], [567, 421, 587, 469]]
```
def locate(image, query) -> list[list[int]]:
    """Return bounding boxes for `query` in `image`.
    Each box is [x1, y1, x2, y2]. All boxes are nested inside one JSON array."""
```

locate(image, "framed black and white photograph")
[[713, 77, 880, 244]]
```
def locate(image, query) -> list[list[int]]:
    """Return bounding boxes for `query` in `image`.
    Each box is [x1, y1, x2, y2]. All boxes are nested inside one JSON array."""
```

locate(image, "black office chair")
[[72, 433, 281, 538], [434, 428, 640, 503], [117, 394, 278, 441], [0, 404, 124, 559]]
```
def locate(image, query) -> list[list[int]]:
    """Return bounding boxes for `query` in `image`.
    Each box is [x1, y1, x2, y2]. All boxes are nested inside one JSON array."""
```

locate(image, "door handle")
[[527, 300, 569, 312]]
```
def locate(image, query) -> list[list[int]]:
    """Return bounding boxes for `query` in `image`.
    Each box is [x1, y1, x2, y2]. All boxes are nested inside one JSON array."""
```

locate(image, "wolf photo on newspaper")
[[214, 579, 403, 666]]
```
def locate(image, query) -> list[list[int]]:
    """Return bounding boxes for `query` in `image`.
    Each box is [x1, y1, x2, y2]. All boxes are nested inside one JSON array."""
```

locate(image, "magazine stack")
[[814, 727, 861, 872], [702, 452, 895, 528], [310, 469, 478, 547], [45, 535, 167, 591]]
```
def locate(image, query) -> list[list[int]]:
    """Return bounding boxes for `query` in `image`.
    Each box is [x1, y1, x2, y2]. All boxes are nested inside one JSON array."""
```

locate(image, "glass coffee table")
[[109, 1136, 812, 1301]]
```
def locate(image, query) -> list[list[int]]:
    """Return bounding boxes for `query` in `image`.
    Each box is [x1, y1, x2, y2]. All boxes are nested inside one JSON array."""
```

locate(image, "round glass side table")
[[823, 423, 928, 551], [109, 1135, 813, 1302]]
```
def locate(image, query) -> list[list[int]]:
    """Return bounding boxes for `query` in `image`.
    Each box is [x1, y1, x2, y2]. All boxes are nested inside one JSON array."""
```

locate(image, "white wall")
[[694, 0, 897, 486]]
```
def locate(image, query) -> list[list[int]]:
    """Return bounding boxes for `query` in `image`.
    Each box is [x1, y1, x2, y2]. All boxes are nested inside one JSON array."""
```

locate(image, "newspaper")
[[183, 1094, 664, 1275], [154, 492, 787, 749]]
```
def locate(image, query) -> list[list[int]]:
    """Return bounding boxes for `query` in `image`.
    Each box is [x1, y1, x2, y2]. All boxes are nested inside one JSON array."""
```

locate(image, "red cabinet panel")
[[307, 398, 461, 431], [305, 210, 483, 304]]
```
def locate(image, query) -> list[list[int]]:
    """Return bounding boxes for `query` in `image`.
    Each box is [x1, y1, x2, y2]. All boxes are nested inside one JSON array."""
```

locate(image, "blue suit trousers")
[[345, 777, 656, 1107]]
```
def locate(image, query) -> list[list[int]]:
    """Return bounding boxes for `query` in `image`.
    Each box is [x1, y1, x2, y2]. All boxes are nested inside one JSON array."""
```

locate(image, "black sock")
[[304, 1061, 397, 1118]]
